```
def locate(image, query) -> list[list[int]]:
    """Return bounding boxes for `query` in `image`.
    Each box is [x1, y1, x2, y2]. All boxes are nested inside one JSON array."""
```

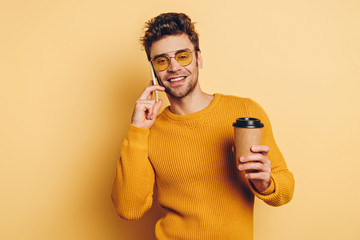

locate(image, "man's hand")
[[131, 82, 165, 129], [237, 145, 272, 193]]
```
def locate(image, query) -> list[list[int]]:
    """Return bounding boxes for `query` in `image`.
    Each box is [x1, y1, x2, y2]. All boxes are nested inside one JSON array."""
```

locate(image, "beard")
[[164, 75, 198, 99], [157, 65, 199, 99]]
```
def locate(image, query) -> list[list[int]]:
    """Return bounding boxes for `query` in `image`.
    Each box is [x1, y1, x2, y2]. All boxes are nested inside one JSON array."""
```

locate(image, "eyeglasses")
[[150, 49, 193, 71]]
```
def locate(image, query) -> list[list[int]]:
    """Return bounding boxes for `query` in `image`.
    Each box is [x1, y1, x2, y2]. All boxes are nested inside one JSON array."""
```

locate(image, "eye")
[[176, 51, 191, 60], [155, 57, 167, 65]]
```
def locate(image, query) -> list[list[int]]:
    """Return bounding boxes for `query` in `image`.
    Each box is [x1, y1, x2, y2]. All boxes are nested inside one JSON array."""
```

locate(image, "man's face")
[[149, 34, 203, 99]]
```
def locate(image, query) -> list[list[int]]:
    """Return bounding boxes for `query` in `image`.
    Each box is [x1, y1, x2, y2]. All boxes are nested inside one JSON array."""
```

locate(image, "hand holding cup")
[[233, 118, 271, 193], [238, 145, 271, 193]]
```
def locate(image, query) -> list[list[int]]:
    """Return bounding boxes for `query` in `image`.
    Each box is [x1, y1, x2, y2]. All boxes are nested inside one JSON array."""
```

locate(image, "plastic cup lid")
[[233, 117, 264, 128]]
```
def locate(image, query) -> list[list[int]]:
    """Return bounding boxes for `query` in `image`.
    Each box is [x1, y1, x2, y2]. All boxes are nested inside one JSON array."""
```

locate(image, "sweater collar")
[[162, 93, 221, 121]]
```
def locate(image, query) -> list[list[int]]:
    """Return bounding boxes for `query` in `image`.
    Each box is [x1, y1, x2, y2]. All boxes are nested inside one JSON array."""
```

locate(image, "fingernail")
[[240, 156, 244, 162], [252, 146, 256, 150], [238, 165, 243, 170]]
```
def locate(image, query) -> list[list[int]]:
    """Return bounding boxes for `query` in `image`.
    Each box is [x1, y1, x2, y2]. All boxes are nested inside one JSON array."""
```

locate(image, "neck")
[[167, 85, 214, 115]]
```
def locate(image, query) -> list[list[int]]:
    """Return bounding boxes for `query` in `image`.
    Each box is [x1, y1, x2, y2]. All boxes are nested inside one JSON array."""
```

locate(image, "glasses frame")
[[150, 48, 194, 71]]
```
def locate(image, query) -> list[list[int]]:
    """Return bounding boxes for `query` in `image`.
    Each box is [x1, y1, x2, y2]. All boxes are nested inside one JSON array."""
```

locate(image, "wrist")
[[130, 119, 152, 129], [130, 123, 150, 130], [251, 178, 271, 193], [251, 178, 275, 195]]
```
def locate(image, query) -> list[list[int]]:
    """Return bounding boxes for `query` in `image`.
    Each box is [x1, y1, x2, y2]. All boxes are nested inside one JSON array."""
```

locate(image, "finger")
[[139, 85, 165, 100], [146, 91, 153, 100], [146, 107, 154, 120], [135, 99, 156, 110], [145, 102, 156, 120], [147, 80, 154, 100], [245, 172, 271, 181], [239, 154, 263, 163], [238, 162, 263, 171], [151, 99, 163, 119], [238, 162, 270, 172], [251, 145, 270, 154], [135, 100, 155, 117]]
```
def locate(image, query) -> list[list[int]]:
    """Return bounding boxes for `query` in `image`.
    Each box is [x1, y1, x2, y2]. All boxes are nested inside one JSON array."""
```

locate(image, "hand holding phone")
[[131, 82, 165, 129], [130, 64, 164, 129]]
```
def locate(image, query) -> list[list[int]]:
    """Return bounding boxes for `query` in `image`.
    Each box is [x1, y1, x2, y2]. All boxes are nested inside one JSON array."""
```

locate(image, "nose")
[[167, 57, 182, 72]]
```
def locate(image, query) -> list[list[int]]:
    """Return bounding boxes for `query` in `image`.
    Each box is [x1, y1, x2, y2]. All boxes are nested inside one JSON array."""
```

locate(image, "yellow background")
[[1, 0, 359, 239]]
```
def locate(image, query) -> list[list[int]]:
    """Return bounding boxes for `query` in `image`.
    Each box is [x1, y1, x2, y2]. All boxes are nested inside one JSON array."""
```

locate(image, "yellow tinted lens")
[[175, 51, 192, 66], [153, 56, 169, 71]]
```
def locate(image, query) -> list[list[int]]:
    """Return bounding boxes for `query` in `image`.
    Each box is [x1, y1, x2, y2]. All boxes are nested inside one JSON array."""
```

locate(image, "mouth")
[[167, 76, 187, 83]]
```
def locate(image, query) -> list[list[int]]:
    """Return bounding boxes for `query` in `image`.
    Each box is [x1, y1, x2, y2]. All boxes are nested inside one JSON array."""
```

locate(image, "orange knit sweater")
[[112, 93, 294, 239]]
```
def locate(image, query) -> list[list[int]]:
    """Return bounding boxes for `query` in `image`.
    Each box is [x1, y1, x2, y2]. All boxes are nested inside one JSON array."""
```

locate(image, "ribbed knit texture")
[[112, 93, 295, 240]]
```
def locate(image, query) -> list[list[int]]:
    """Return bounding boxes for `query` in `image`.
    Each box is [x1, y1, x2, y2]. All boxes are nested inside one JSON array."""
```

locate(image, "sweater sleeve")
[[111, 124, 155, 220], [245, 98, 295, 206]]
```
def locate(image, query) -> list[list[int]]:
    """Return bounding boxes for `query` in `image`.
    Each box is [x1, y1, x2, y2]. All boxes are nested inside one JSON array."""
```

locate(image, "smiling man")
[[111, 13, 294, 240]]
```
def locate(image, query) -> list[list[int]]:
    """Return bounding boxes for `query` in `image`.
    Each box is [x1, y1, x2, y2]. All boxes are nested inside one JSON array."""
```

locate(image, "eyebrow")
[[152, 48, 191, 60]]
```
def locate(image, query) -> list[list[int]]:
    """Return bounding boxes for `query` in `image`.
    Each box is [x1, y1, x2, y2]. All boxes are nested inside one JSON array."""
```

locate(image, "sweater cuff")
[[258, 178, 275, 195], [250, 175, 275, 197]]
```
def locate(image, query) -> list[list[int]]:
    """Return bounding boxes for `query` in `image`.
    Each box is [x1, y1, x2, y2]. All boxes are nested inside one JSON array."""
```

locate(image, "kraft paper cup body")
[[233, 118, 264, 174], [234, 127, 263, 163]]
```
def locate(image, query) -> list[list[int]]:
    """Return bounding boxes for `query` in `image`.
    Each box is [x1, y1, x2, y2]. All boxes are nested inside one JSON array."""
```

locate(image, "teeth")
[[169, 77, 185, 82]]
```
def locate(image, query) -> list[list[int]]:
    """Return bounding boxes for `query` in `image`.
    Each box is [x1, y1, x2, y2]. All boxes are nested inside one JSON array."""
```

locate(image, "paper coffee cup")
[[233, 118, 264, 169]]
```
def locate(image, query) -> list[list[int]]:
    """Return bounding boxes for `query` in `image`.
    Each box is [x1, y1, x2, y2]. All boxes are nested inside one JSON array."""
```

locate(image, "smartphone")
[[149, 63, 159, 102]]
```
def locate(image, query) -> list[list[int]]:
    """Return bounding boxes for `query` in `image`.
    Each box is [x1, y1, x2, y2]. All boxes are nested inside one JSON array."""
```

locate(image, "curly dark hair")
[[141, 13, 200, 61]]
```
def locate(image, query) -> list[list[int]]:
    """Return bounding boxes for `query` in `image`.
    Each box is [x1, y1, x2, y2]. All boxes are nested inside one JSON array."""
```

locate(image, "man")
[[111, 12, 294, 239]]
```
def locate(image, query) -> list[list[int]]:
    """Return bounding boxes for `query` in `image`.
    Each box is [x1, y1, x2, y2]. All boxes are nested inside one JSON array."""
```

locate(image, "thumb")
[[152, 99, 163, 119]]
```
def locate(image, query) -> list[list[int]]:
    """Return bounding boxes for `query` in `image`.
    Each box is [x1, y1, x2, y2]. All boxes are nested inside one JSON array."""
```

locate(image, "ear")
[[196, 51, 203, 69]]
